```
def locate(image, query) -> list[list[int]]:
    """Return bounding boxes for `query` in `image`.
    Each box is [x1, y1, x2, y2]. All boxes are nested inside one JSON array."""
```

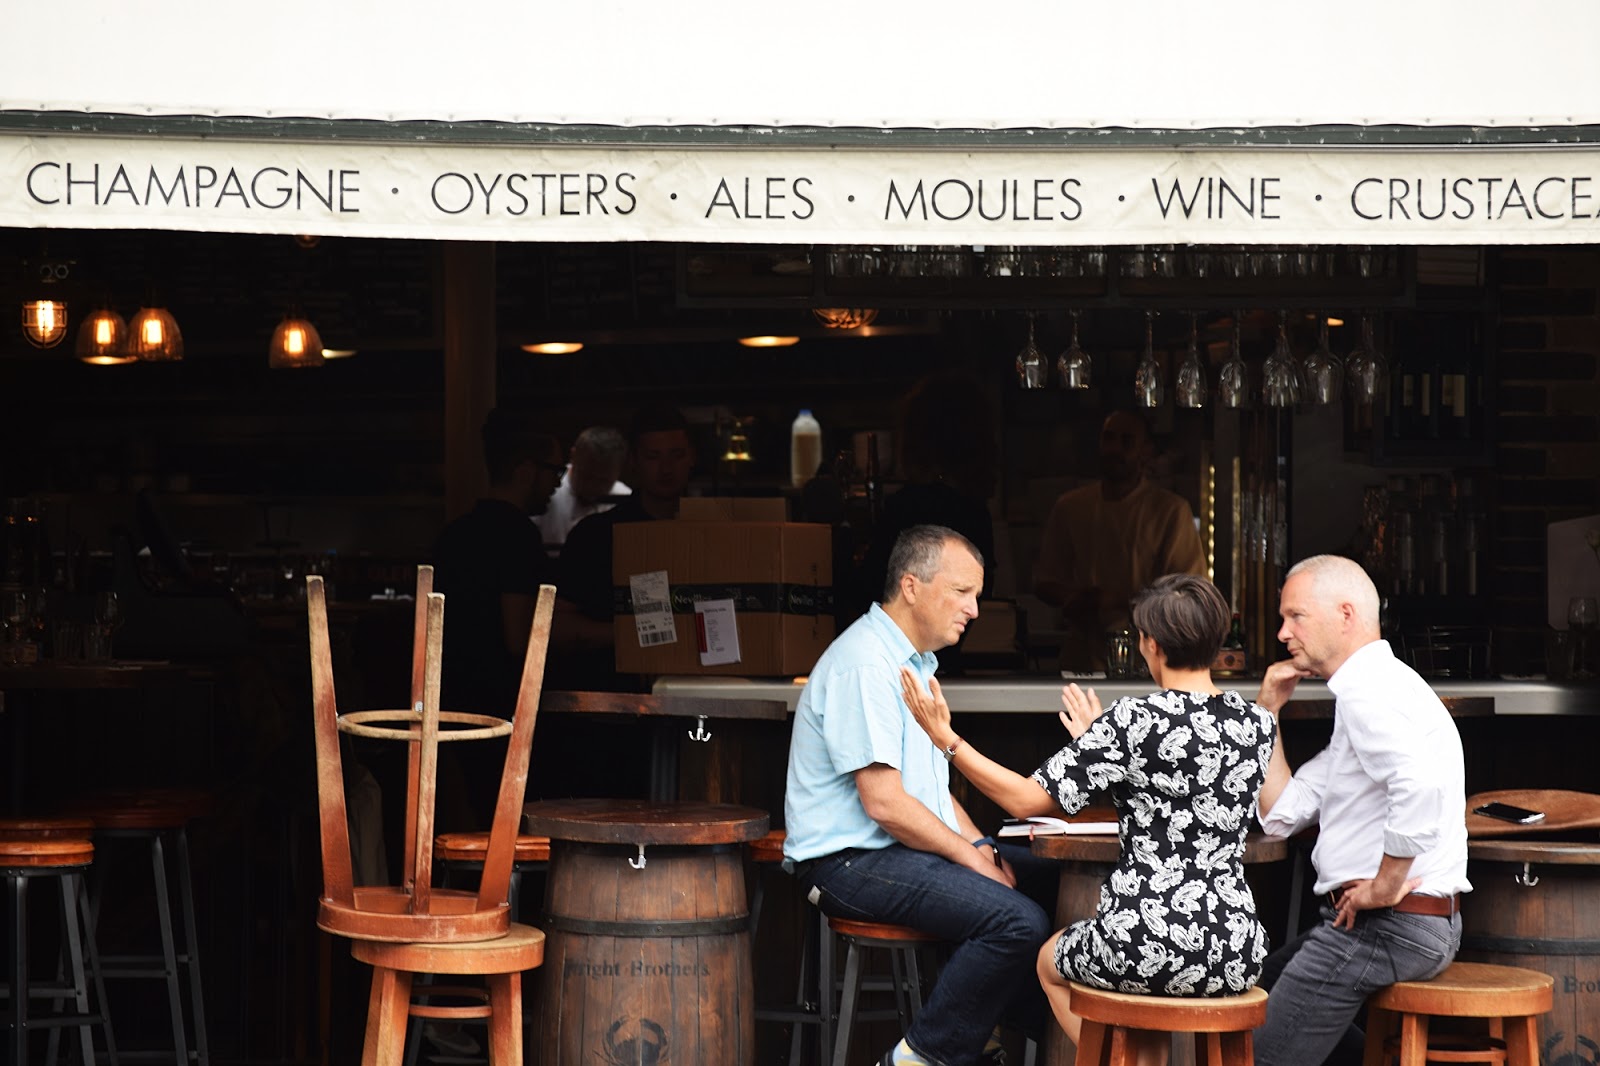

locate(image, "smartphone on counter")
[[1472, 801, 1546, 825]]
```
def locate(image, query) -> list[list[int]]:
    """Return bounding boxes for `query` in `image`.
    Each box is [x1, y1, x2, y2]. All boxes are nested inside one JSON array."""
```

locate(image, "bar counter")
[[653, 675, 1600, 717]]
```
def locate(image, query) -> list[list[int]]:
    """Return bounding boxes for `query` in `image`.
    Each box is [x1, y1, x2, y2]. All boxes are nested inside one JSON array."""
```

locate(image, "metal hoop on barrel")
[[337, 708, 514, 743]]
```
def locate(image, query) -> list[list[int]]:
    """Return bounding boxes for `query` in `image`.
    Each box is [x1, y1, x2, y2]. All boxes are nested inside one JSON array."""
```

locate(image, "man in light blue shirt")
[[784, 525, 1050, 1066]]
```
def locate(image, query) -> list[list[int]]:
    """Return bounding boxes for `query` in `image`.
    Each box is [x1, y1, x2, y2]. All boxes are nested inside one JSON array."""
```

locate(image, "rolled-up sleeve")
[[1341, 689, 1443, 857], [1258, 748, 1329, 839]]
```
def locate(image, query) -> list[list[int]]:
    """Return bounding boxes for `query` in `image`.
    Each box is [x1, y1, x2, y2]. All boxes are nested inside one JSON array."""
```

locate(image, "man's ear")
[[899, 572, 919, 605]]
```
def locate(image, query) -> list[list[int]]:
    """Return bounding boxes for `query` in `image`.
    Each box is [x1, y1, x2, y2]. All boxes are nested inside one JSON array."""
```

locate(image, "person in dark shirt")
[[431, 408, 563, 827], [857, 372, 999, 675], [554, 404, 695, 690]]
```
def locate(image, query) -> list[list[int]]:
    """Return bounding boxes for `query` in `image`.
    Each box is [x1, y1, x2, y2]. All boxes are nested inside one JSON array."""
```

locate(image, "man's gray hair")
[[883, 525, 983, 603], [573, 425, 627, 464], [1286, 554, 1380, 628]]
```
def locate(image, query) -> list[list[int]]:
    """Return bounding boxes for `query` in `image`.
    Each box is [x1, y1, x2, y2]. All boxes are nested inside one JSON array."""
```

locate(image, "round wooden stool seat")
[[434, 831, 551, 865], [1069, 983, 1269, 1032], [827, 917, 941, 943], [749, 828, 786, 864], [1369, 961, 1553, 1018], [68, 787, 213, 830], [1363, 962, 1554, 1066], [0, 817, 94, 840], [350, 922, 546, 976], [0, 836, 94, 868]]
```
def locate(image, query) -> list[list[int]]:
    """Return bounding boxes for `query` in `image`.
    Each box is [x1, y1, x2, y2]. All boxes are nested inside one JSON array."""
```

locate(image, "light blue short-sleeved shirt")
[[782, 603, 957, 864]]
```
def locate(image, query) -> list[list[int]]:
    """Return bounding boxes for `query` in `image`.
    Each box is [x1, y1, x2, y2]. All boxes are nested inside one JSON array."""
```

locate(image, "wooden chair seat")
[[318, 886, 511, 943], [435, 832, 551, 865], [0, 836, 94, 868], [351, 924, 545, 1066], [1363, 961, 1554, 1066], [1069, 983, 1268, 1066], [748, 828, 786, 864], [827, 917, 942, 944]]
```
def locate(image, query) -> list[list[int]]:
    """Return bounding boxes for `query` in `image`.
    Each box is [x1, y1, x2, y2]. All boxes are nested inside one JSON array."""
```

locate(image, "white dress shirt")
[[533, 470, 631, 548], [1259, 639, 1471, 898]]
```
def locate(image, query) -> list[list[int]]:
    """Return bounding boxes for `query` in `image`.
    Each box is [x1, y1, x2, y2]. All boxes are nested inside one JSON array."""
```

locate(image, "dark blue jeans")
[[800, 844, 1052, 1066], [1254, 905, 1461, 1066]]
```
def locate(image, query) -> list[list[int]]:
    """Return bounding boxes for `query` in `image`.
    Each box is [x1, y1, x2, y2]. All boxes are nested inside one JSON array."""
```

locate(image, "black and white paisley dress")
[[1031, 689, 1277, 997]]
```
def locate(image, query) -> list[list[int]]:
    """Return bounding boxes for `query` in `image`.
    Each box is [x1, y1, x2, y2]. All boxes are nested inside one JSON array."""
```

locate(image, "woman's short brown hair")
[[1129, 573, 1231, 670]]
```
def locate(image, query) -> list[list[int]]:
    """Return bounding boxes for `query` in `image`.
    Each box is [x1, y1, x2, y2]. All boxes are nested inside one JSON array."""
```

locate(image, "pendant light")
[[21, 299, 68, 348], [268, 314, 326, 369], [128, 305, 184, 361], [75, 308, 134, 365]]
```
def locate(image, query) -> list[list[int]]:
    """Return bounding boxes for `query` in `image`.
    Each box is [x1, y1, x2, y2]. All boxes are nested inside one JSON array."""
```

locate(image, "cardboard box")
[[677, 496, 790, 522], [613, 521, 833, 676]]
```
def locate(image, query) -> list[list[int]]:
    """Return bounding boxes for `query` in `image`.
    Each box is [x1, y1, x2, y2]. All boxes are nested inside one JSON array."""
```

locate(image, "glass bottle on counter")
[[1212, 614, 1248, 678]]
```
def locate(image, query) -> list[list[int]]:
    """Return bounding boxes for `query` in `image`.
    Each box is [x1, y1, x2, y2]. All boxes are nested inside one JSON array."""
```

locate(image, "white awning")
[[5, 1, 1600, 245], [4, 0, 1600, 130]]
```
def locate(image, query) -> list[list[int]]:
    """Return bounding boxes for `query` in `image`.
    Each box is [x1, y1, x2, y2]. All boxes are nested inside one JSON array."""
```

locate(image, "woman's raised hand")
[[899, 667, 958, 750], [1059, 682, 1104, 739]]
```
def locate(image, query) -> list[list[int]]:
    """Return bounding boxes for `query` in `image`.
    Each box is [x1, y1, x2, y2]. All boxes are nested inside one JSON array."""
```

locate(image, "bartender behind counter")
[[1033, 409, 1206, 671]]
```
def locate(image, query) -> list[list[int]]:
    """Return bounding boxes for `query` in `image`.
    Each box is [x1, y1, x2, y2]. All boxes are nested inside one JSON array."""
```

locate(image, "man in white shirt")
[[1251, 554, 1469, 1066], [534, 425, 630, 551]]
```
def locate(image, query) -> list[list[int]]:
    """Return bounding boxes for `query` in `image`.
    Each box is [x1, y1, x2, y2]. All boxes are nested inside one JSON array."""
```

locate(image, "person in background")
[[784, 525, 1049, 1066], [554, 404, 695, 689], [1251, 554, 1469, 1066], [1033, 409, 1206, 671], [856, 371, 998, 674], [534, 425, 631, 552], [902, 573, 1276, 1066]]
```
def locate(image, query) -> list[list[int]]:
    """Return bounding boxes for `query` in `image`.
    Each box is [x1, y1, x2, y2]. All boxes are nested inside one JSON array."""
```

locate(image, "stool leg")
[[817, 912, 834, 1065], [1107, 1025, 1134, 1066], [76, 876, 118, 1066], [57, 873, 95, 1066], [903, 948, 924, 1023], [1073, 1020, 1105, 1066], [831, 940, 865, 1066], [487, 972, 520, 1066], [1503, 1015, 1538, 1066], [149, 833, 192, 1066], [1217, 1030, 1253, 1066], [888, 946, 910, 1029], [785, 906, 819, 1066], [363, 966, 413, 1066], [174, 828, 211, 1066], [1363, 1006, 1395, 1066], [1397, 1012, 1428, 1066], [8, 874, 28, 1066]]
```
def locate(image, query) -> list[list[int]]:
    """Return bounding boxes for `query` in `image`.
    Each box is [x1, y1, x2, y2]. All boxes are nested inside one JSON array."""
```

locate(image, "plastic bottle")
[[790, 409, 822, 489]]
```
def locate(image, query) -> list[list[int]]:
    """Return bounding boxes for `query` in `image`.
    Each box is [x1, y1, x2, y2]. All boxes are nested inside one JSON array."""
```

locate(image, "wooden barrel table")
[[523, 799, 769, 1066], [1031, 829, 1288, 1066], [1461, 838, 1600, 1066]]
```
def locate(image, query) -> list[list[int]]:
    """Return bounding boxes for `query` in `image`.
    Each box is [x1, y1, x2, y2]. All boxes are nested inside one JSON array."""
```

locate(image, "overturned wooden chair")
[[307, 566, 554, 1065]]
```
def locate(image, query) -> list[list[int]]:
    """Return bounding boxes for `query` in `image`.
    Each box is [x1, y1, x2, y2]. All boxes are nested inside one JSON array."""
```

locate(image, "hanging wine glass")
[[1218, 313, 1249, 409], [1055, 310, 1091, 389], [1345, 314, 1389, 406], [1302, 314, 1343, 405], [1015, 312, 1047, 388], [1175, 312, 1207, 408], [1262, 312, 1303, 408], [1133, 310, 1163, 408]]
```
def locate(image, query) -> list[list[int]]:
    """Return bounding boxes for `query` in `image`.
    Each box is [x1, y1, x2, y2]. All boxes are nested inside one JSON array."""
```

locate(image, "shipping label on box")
[[612, 521, 834, 676]]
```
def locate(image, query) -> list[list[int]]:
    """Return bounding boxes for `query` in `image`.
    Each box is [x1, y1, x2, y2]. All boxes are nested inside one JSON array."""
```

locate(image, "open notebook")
[[997, 814, 1118, 838]]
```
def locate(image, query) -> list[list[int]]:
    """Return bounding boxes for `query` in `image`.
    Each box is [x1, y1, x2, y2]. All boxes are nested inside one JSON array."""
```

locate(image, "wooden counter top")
[[653, 676, 1600, 717]]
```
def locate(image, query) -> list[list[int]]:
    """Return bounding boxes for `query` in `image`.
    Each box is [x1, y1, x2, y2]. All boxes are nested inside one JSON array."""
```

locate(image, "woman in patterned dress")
[[901, 573, 1276, 1065]]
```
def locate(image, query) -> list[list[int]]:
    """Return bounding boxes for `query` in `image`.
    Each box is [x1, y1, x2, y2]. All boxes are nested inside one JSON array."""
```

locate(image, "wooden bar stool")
[[1068, 982, 1268, 1066], [307, 569, 555, 1066], [1361, 961, 1554, 1066], [434, 832, 551, 920], [2, 818, 116, 1066], [747, 829, 831, 1066], [827, 918, 941, 1066], [69, 786, 211, 1066]]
